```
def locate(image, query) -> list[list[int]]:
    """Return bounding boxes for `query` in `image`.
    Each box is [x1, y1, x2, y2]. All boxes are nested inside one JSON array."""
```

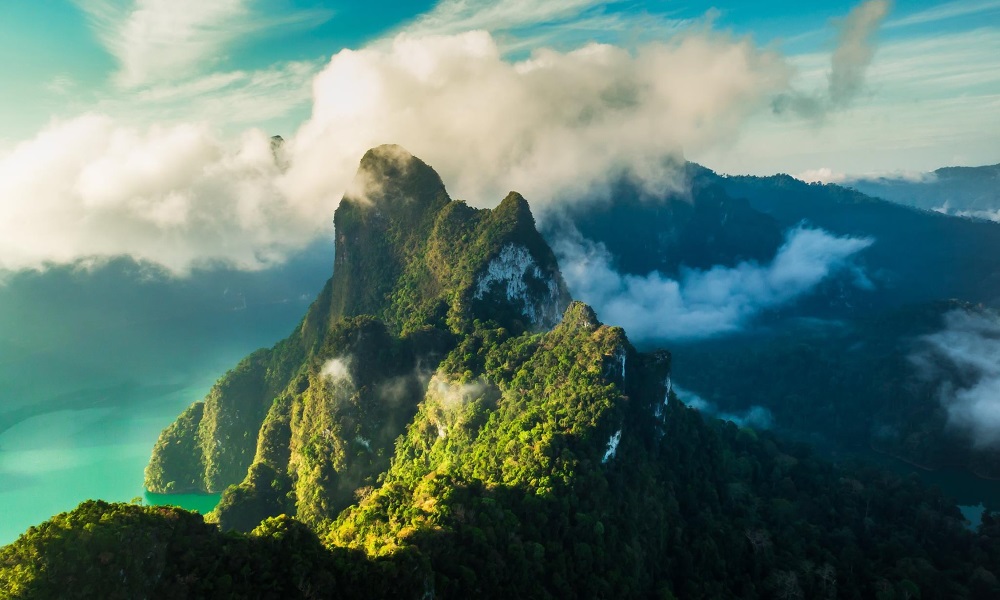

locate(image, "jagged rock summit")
[[144, 145, 573, 501], [326, 144, 569, 334]]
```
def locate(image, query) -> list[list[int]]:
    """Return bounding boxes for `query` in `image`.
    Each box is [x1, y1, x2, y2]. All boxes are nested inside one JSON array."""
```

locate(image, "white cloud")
[[772, 0, 891, 118], [321, 358, 353, 384], [0, 115, 328, 274], [45, 75, 76, 96], [395, 0, 703, 56], [697, 26, 1000, 177], [829, 0, 892, 108], [0, 2, 906, 274], [286, 30, 791, 211], [402, 0, 605, 37], [796, 167, 847, 183], [673, 385, 774, 429], [77, 0, 332, 88], [0, 29, 795, 273], [554, 225, 873, 340], [954, 208, 1000, 222], [913, 310, 1000, 448]]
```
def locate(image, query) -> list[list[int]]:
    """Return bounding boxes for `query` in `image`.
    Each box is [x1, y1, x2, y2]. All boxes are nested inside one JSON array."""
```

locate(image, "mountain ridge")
[[4, 147, 1000, 599], [145, 145, 572, 504]]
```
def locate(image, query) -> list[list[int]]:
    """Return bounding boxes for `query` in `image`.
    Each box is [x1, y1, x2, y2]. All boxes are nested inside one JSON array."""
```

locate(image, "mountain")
[[847, 163, 1000, 219], [4, 147, 1000, 599], [711, 170, 1000, 311], [549, 166, 1000, 481], [544, 172, 785, 277], [145, 145, 569, 501]]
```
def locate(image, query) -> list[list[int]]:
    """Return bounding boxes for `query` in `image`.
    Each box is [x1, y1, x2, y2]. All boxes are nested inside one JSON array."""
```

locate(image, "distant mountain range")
[[847, 163, 1000, 221], [545, 162, 1000, 481]]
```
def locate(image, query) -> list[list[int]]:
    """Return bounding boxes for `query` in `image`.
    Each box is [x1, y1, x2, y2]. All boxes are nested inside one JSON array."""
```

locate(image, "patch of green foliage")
[[0, 501, 424, 600]]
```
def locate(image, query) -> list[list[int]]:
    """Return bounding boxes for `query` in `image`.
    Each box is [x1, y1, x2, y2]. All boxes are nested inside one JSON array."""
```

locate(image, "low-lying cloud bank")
[[933, 204, 1000, 223], [321, 357, 353, 386], [0, 115, 323, 274], [289, 30, 789, 209], [0, 0, 890, 274], [912, 310, 1000, 448], [673, 385, 774, 429], [555, 225, 873, 341], [0, 30, 788, 273]]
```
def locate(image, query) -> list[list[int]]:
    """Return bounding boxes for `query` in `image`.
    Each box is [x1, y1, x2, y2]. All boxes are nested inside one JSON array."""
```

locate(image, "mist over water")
[[0, 241, 331, 544]]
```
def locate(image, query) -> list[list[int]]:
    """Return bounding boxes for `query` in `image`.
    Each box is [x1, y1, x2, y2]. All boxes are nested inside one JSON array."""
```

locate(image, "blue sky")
[[2, 1, 997, 154], [0, 0, 998, 273]]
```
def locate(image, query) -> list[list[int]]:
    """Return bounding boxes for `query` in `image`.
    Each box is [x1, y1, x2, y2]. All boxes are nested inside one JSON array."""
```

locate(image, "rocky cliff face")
[[145, 145, 572, 503]]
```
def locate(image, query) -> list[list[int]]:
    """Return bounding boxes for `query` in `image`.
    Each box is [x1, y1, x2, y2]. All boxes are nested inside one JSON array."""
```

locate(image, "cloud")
[[698, 26, 1000, 178], [773, 0, 891, 118], [0, 29, 791, 273], [912, 310, 1000, 448], [321, 357, 353, 385], [673, 385, 774, 429], [796, 167, 847, 183], [954, 209, 1000, 222], [0, 115, 328, 274], [286, 29, 791, 211], [395, 0, 693, 53], [3, 3, 897, 274], [77, 0, 332, 88], [424, 372, 495, 439], [45, 75, 76, 96], [830, 0, 892, 107], [428, 374, 489, 411], [554, 225, 873, 341]]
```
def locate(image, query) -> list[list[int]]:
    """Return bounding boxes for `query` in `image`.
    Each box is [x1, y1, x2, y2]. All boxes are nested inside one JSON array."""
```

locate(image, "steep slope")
[[7, 302, 1000, 598], [695, 172, 1000, 477], [320, 302, 1000, 599], [671, 301, 1000, 477], [6, 148, 1000, 599], [146, 145, 570, 511]]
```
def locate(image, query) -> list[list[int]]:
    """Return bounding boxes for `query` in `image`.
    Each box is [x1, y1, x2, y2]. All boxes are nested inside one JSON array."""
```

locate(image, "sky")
[[0, 0, 998, 273]]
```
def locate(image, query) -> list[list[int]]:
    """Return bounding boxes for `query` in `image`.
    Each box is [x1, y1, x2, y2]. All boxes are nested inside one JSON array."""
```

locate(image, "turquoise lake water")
[[0, 386, 222, 543], [0, 248, 331, 545]]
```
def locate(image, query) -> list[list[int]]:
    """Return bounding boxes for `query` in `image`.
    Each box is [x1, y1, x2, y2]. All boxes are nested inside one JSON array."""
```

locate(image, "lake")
[[0, 245, 331, 545], [0, 384, 222, 543]]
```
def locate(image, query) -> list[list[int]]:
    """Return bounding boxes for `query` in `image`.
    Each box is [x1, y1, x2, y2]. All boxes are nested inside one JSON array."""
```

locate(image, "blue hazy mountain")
[[847, 163, 1000, 219], [546, 164, 1000, 488]]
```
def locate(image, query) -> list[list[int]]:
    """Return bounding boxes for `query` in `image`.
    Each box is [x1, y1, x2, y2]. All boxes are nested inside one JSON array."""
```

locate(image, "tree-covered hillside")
[[547, 165, 1000, 481], [144, 146, 570, 498], [4, 148, 1000, 599]]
